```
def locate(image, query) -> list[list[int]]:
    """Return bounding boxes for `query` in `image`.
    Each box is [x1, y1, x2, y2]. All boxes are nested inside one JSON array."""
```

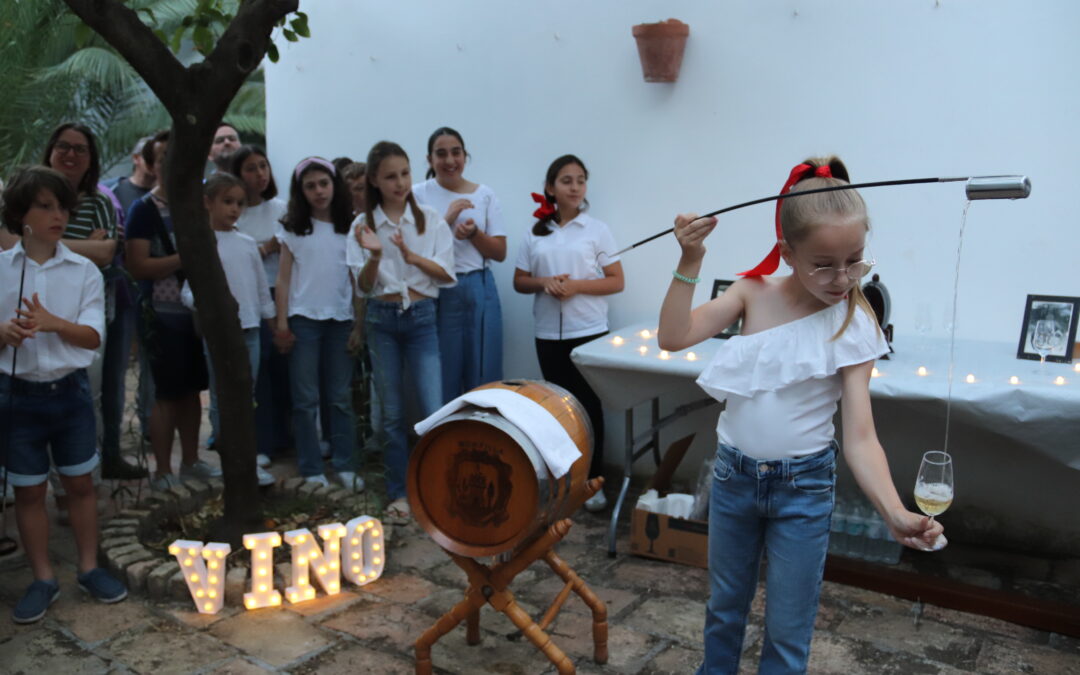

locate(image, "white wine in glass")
[[914, 451, 952, 550]]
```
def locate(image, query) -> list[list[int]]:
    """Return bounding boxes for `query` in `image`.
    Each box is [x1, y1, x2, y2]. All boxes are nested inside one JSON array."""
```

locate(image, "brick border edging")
[[100, 477, 370, 603]]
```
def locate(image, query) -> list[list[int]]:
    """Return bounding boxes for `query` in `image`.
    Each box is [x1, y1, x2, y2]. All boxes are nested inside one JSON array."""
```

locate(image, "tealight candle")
[[612, 336, 624, 346], [870, 367, 880, 378], [686, 352, 697, 361], [1074, 362, 1080, 373], [638, 346, 648, 356], [917, 366, 928, 377], [1009, 375, 1020, 385], [1054, 376, 1066, 386], [659, 350, 670, 360], [639, 329, 651, 339], [965, 373, 976, 384]]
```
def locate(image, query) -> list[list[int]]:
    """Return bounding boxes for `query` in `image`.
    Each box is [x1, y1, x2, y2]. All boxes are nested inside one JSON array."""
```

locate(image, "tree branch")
[[195, 0, 299, 129], [61, 0, 188, 111]]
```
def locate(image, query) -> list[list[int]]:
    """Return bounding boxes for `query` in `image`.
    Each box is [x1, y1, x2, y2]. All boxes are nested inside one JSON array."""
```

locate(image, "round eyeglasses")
[[806, 259, 875, 286]]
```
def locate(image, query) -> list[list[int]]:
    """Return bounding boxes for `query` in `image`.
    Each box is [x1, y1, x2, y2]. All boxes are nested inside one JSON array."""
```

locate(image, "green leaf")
[[137, 7, 157, 25], [266, 41, 279, 63], [282, 28, 297, 42], [74, 21, 93, 49], [290, 13, 310, 38], [170, 26, 186, 53], [153, 28, 168, 44], [193, 24, 213, 54]]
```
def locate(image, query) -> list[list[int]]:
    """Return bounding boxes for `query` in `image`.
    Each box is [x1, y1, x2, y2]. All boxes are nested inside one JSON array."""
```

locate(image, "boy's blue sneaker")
[[12, 579, 59, 624], [77, 568, 127, 604]]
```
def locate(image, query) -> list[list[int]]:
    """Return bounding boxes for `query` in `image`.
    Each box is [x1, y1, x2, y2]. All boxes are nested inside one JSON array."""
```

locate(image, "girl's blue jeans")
[[204, 327, 261, 446], [436, 267, 503, 403], [366, 298, 441, 501], [698, 442, 836, 675], [287, 317, 356, 478]]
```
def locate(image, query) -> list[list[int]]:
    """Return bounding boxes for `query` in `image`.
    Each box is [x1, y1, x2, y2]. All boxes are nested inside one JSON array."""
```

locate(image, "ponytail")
[[831, 282, 881, 340]]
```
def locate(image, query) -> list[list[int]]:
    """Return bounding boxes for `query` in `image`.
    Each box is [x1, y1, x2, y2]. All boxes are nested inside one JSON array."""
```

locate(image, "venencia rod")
[[613, 174, 1031, 257]]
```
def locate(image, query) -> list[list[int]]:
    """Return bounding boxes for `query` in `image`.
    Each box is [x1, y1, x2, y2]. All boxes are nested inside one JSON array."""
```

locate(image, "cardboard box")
[[629, 434, 709, 569]]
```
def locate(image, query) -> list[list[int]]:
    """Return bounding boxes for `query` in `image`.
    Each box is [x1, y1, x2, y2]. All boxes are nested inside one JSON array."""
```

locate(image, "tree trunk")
[[62, 0, 300, 546]]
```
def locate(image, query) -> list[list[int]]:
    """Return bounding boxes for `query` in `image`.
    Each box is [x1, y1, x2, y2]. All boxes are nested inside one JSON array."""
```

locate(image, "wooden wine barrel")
[[407, 380, 593, 557]]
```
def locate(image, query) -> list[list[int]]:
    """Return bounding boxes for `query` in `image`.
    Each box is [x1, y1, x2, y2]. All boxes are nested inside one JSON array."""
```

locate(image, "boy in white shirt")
[[0, 167, 127, 624]]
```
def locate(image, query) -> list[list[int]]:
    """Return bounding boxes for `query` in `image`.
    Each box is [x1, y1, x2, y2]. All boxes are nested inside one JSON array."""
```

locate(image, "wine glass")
[[1031, 319, 1065, 372], [913, 451, 953, 551]]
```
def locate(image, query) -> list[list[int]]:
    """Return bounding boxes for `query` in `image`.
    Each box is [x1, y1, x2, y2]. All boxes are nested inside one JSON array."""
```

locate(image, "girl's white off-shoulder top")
[[696, 301, 889, 460]]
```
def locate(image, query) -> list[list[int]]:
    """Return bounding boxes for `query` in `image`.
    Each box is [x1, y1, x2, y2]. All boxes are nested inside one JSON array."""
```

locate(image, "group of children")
[[3, 124, 942, 673]]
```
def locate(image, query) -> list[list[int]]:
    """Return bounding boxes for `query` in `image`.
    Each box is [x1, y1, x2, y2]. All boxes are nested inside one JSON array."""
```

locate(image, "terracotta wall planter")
[[632, 19, 690, 83]]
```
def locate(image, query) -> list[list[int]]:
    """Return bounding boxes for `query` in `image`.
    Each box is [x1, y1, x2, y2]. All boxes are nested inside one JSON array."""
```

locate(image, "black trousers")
[[535, 332, 607, 478]]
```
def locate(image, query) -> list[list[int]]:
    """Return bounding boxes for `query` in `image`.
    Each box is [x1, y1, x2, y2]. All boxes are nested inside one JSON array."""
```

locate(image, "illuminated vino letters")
[[168, 540, 231, 614], [242, 531, 283, 609], [171, 515, 385, 614]]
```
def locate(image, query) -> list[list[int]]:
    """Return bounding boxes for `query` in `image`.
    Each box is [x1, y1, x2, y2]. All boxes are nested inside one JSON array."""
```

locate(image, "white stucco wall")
[[267, 0, 1075, 360], [265, 1, 1080, 550]]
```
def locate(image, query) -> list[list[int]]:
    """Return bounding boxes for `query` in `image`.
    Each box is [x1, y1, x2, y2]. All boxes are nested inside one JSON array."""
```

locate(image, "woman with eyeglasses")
[[658, 156, 943, 674], [41, 123, 147, 484]]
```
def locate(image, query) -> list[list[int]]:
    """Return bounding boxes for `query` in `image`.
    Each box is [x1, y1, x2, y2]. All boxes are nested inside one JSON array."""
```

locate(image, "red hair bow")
[[531, 192, 555, 220], [738, 163, 833, 277]]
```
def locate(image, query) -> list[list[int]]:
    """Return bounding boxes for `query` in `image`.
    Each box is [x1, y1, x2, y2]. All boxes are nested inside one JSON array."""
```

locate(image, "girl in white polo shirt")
[[347, 141, 455, 524], [513, 154, 624, 512], [274, 157, 360, 491], [412, 127, 507, 403]]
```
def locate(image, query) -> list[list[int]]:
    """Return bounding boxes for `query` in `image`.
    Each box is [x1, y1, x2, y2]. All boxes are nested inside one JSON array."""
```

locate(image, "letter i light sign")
[[169, 515, 385, 614]]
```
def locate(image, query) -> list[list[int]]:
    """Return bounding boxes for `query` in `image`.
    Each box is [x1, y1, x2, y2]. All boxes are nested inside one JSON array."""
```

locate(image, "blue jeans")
[[366, 298, 441, 500], [288, 317, 356, 477], [437, 268, 503, 403], [255, 307, 292, 457], [204, 327, 261, 444], [699, 442, 836, 675]]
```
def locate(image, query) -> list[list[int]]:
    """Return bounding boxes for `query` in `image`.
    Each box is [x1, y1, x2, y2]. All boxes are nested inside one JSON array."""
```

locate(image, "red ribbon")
[[738, 163, 832, 277], [531, 192, 555, 220]]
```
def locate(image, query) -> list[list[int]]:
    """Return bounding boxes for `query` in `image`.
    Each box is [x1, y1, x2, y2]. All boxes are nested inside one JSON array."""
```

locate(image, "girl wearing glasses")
[[658, 156, 943, 674]]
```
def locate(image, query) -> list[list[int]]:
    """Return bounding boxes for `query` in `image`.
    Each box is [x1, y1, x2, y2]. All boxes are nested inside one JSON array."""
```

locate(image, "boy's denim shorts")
[[0, 370, 99, 487]]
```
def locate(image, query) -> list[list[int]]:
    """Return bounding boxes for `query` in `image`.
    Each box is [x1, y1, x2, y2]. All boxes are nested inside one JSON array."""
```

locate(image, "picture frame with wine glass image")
[[711, 279, 742, 339], [1016, 294, 1080, 364]]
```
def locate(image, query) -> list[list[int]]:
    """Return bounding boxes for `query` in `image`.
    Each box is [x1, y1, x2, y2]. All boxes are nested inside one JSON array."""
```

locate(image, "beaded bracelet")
[[672, 270, 701, 284]]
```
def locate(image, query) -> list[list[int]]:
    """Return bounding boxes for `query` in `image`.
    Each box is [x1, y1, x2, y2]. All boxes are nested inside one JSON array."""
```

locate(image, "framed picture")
[[1016, 294, 1080, 363], [711, 279, 742, 339]]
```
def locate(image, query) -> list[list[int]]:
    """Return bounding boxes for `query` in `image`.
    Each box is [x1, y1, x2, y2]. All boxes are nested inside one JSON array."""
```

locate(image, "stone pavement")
[[1, 490, 1079, 675]]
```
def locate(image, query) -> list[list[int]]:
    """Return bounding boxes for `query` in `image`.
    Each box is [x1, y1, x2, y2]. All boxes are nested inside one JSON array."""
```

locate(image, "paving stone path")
[[1, 497, 1078, 674]]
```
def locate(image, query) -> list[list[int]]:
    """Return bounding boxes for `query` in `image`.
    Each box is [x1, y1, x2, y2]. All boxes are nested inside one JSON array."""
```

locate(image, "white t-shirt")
[[346, 204, 456, 308], [696, 301, 889, 459], [235, 198, 286, 286], [180, 229, 274, 330], [275, 219, 354, 321], [0, 242, 104, 382], [514, 212, 620, 340], [411, 179, 506, 274]]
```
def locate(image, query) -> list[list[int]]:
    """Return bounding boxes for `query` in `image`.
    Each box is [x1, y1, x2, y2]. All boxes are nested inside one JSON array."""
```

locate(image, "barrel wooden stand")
[[414, 482, 608, 675], [411, 381, 608, 673]]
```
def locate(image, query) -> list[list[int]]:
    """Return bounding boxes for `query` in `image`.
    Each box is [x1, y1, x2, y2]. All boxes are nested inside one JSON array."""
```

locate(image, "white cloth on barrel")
[[414, 389, 582, 478]]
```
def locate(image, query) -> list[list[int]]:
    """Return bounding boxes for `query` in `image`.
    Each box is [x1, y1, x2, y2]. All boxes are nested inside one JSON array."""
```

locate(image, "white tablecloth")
[[572, 322, 1080, 469]]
